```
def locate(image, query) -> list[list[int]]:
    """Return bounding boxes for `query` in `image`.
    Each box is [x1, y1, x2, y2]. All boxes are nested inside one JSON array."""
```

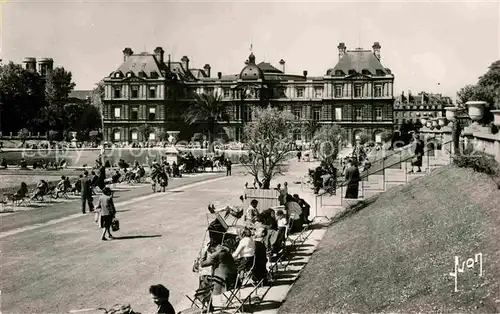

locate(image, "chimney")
[[154, 47, 164, 63], [337, 42, 347, 60], [181, 56, 190, 71], [408, 90, 412, 103], [217, 72, 222, 80], [279, 59, 286, 72], [23, 57, 37, 72], [203, 64, 211, 77], [123, 48, 133, 62], [372, 42, 381, 60], [303, 70, 308, 78]]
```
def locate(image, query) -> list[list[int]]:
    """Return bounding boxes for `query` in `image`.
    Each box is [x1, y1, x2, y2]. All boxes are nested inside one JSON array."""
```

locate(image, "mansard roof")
[[113, 53, 167, 78], [327, 49, 389, 76]]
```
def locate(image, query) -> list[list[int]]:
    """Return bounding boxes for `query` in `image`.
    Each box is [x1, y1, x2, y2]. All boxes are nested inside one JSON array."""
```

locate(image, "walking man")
[[80, 170, 94, 214], [226, 158, 232, 176]]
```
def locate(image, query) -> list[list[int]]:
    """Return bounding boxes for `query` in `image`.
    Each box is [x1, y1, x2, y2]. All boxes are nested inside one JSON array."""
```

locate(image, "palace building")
[[101, 42, 395, 145], [393, 91, 452, 127]]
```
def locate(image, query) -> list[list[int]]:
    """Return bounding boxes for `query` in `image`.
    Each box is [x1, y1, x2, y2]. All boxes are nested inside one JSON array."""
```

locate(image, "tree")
[[478, 60, 500, 92], [0, 62, 45, 132], [358, 132, 371, 145], [38, 67, 76, 133], [157, 131, 168, 142], [183, 93, 230, 146], [301, 119, 320, 142], [138, 124, 153, 141], [312, 124, 343, 175], [380, 130, 393, 143], [457, 84, 496, 106], [242, 106, 295, 189]]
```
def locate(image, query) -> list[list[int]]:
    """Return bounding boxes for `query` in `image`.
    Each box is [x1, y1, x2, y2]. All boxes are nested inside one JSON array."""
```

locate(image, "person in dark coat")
[[97, 166, 106, 190], [80, 170, 94, 214], [149, 284, 176, 314], [409, 132, 425, 173], [344, 159, 360, 199], [293, 194, 311, 224], [96, 187, 115, 240], [200, 244, 237, 295], [226, 158, 232, 176]]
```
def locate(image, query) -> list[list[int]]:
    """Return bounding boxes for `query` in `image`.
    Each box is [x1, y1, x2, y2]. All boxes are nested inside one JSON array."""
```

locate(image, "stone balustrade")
[[418, 104, 500, 163]]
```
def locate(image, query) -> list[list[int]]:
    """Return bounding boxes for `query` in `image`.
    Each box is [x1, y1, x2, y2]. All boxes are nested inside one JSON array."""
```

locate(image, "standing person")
[[409, 132, 425, 173], [80, 170, 94, 214], [96, 187, 116, 241], [225, 158, 232, 176], [97, 166, 106, 190], [344, 159, 360, 199], [297, 150, 302, 162], [149, 284, 176, 314]]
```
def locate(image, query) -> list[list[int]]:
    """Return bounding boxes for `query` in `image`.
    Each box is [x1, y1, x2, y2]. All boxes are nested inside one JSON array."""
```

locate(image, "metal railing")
[[314, 139, 454, 217]]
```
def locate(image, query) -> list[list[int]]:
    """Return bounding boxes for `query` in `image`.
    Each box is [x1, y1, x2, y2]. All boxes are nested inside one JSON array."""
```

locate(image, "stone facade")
[[102, 42, 395, 145], [393, 91, 452, 128]]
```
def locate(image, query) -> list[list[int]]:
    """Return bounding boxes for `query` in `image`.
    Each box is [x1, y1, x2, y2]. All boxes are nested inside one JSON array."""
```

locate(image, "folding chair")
[[183, 287, 214, 314]]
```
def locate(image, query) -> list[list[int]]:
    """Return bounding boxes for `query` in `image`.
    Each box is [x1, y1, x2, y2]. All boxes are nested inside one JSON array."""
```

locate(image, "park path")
[[0, 161, 316, 314]]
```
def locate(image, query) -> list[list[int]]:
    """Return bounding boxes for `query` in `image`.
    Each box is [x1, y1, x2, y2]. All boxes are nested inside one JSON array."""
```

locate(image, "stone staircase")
[[314, 142, 454, 219]]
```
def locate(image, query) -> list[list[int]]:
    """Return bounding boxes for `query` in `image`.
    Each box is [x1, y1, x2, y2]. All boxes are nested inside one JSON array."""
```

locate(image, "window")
[[277, 87, 286, 98], [113, 130, 120, 141], [312, 108, 321, 121], [131, 107, 138, 120], [355, 107, 362, 120], [335, 70, 343, 76], [374, 85, 382, 97], [335, 107, 342, 121], [294, 108, 301, 120], [131, 131, 138, 141], [148, 107, 156, 120], [114, 87, 121, 98], [375, 107, 383, 120], [234, 104, 240, 120], [314, 87, 323, 98], [223, 88, 231, 98], [114, 107, 121, 119], [149, 86, 156, 98], [296, 87, 304, 98], [131, 86, 139, 98], [205, 87, 214, 95], [354, 85, 362, 98], [149, 132, 156, 141], [233, 90, 241, 99], [334, 85, 343, 98], [244, 106, 252, 121]]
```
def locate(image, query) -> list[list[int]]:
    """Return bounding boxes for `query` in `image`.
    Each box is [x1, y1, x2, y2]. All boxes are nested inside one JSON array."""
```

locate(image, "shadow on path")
[[250, 300, 283, 312], [112, 234, 162, 240]]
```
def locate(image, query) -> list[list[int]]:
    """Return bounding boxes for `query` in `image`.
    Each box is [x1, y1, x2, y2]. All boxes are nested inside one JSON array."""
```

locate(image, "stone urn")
[[426, 121, 433, 129], [466, 101, 487, 122], [491, 109, 500, 127], [438, 117, 447, 126], [420, 116, 428, 126], [445, 107, 458, 120], [432, 119, 439, 128]]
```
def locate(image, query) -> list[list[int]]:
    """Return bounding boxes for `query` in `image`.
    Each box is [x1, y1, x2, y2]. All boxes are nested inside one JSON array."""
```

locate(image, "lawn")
[[280, 165, 500, 313]]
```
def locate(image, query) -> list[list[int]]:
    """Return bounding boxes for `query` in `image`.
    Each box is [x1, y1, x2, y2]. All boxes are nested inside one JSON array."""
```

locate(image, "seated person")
[[54, 176, 68, 198], [232, 228, 256, 274], [31, 180, 48, 200], [245, 199, 259, 224], [19, 158, 28, 169], [111, 170, 121, 184], [199, 242, 237, 299], [252, 223, 269, 284], [276, 210, 288, 241], [14, 182, 29, 199], [260, 208, 278, 230], [293, 194, 311, 224]]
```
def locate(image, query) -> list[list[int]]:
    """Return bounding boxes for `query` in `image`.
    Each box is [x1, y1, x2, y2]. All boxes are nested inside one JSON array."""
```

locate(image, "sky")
[[1, 0, 499, 100]]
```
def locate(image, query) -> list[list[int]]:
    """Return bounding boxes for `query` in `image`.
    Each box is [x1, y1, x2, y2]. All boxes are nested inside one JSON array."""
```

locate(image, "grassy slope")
[[280, 166, 500, 313]]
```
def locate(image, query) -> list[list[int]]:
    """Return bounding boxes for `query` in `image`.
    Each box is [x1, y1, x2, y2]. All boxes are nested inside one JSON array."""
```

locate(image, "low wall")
[[0, 147, 249, 167]]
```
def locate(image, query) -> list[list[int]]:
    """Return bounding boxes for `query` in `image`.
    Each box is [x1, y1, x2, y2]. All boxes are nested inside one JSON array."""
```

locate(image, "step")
[[363, 189, 384, 199], [385, 182, 405, 190]]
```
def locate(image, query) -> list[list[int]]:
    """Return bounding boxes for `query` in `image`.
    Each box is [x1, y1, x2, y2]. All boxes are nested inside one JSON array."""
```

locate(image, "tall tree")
[[312, 124, 343, 175], [0, 62, 45, 132], [183, 93, 230, 146], [457, 84, 495, 106], [242, 106, 295, 189], [39, 67, 76, 133], [301, 119, 320, 141]]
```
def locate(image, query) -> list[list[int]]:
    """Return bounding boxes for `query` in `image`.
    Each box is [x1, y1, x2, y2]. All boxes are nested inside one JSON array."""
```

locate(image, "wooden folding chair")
[[182, 277, 215, 314]]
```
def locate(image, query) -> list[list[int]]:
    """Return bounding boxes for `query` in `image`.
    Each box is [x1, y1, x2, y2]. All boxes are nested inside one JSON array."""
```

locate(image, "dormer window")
[[126, 72, 134, 78], [114, 72, 122, 78], [362, 69, 371, 75], [150, 71, 158, 78], [348, 70, 356, 75], [138, 71, 146, 78], [376, 69, 385, 76], [335, 70, 343, 76]]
